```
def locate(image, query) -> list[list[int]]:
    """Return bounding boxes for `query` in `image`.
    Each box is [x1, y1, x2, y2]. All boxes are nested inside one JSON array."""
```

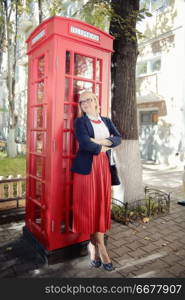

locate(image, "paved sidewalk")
[[0, 163, 185, 278]]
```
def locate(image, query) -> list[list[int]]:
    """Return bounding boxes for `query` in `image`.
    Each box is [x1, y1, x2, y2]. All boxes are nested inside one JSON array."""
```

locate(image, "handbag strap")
[[110, 149, 116, 166]]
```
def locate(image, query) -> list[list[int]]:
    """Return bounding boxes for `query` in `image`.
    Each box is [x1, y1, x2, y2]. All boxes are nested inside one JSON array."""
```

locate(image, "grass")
[[0, 152, 26, 177]]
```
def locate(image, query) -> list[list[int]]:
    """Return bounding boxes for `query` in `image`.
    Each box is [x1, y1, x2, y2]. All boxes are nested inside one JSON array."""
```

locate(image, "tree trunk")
[[38, 0, 43, 23], [4, 0, 18, 157], [7, 128, 17, 158], [0, 1, 5, 72], [114, 141, 144, 203], [110, 0, 144, 202]]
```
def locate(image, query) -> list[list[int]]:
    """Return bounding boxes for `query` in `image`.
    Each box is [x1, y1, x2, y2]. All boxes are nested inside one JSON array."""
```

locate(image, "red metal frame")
[[26, 16, 114, 251]]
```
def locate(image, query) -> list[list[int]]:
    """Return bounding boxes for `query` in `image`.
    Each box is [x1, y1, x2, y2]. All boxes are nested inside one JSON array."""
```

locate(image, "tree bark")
[[110, 0, 144, 202], [0, 1, 5, 73], [38, 0, 43, 23], [7, 128, 17, 158], [4, 0, 18, 157]]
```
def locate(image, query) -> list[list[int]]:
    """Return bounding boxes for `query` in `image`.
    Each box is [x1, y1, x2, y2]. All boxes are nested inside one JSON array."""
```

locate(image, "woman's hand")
[[101, 146, 110, 152], [90, 138, 112, 146]]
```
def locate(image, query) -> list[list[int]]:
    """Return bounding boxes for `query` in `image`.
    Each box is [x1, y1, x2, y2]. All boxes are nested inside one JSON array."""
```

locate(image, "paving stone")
[[131, 267, 158, 278], [157, 245, 175, 254], [152, 238, 170, 247], [116, 265, 140, 277], [109, 226, 124, 235], [138, 243, 159, 253], [112, 231, 129, 240], [145, 259, 170, 270], [144, 226, 163, 233], [176, 223, 185, 231], [107, 242, 117, 250], [112, 245, 133, 256], [134, 231, 152, 239], [123, 272, 137, 278], [128, 248, 148, 258], [159, 234, 178, 243], [113, 239, 128, 247], [152, 270, 175, 278], [153, 228, 173, 236], [177, 259, 185, 267], [173, 248, 185, 258], [171, 230, 185, 240], [137, 239, 152, 246], [108, 249, 120, 259], [167, 264, 185, 276], [167, 241, 184, 251], [126, 241, 146, 251], [122, 235, 139, 243], [161, 254, 182, 266], [147, 232, 164, 241], [113, 254, 134, 266]]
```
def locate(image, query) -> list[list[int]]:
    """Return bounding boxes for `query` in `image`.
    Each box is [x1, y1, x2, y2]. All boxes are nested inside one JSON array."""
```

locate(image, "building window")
[[136, 62, 147, 76], [137, 57, 161, 77], [151, 58, 161, 72], [140, 0, 168, 12], [140, 111, 158, 125]]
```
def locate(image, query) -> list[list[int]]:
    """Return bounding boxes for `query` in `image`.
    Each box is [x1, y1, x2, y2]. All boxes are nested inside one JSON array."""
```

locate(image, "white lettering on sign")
[[32, 29, 46, 45], [70, 26, 100, 41]]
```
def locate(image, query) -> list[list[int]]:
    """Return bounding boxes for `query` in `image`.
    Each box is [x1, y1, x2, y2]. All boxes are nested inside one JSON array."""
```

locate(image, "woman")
[[71, 91, 121, 271]]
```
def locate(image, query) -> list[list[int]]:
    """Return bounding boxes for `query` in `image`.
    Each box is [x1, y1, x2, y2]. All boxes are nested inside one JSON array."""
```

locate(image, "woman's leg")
[[95, 232, 111, 263], [88, 234, 99, 260]]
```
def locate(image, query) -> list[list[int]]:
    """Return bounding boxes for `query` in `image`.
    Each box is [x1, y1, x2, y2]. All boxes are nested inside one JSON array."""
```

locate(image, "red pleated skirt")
[[72, 152, 112, 234]]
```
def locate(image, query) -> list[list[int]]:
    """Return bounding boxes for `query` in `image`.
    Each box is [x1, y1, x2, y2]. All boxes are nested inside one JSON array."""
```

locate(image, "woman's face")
[[79, 97, 97, 115]]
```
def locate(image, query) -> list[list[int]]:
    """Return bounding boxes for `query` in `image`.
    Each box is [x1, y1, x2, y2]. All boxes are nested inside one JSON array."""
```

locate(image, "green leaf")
[[145, 12, 153, 17], [138, 14, 145, 19]]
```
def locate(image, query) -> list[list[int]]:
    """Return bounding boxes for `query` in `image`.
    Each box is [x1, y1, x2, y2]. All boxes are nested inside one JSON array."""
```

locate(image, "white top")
[[87, 114, 115, 165], [87, 114, 110, 139]]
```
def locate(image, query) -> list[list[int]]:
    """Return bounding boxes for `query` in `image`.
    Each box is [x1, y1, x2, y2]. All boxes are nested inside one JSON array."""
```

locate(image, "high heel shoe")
[[88, 243, 101, 268], [90, 258, 102, 268], [102, 262, 114, 271]]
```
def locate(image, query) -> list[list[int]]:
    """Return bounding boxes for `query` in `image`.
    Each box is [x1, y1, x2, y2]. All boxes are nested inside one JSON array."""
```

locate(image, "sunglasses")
[[79, 98, 93, 105]]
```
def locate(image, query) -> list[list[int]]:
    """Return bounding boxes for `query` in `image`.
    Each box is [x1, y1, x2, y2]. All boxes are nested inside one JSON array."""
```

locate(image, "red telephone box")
[[24, 16, 114, 253]]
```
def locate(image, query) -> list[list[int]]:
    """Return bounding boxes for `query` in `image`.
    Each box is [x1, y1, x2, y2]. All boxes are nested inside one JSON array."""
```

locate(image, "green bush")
[[111, 192, 170, 225]]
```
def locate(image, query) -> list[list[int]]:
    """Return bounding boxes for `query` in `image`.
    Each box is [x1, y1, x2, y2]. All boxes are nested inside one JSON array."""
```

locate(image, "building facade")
[[136, 0, 185, 166]]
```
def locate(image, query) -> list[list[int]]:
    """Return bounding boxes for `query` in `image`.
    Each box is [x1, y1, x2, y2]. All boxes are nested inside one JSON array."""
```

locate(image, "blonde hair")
[[78, 90, 100, 116]]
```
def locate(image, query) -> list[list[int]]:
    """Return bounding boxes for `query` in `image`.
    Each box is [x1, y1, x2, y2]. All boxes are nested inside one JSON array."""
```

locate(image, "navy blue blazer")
[[71, 114, 122, 174]]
